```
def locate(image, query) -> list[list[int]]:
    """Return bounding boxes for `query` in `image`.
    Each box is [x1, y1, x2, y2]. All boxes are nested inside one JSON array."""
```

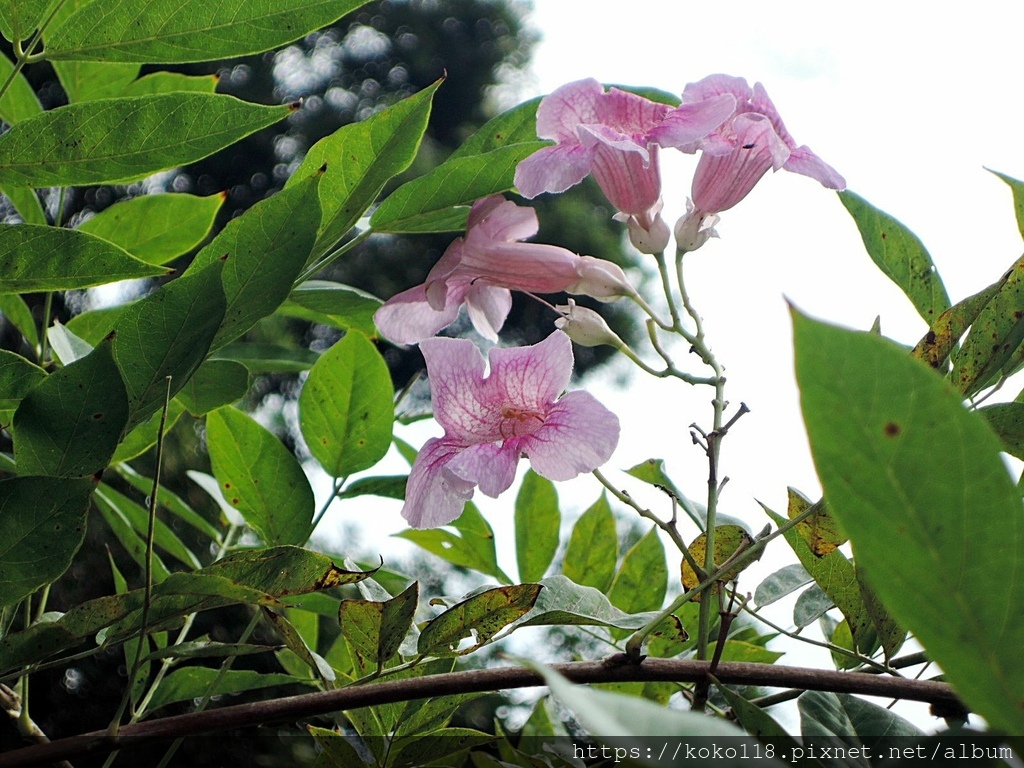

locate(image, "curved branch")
[[0, 658, 960, 768]]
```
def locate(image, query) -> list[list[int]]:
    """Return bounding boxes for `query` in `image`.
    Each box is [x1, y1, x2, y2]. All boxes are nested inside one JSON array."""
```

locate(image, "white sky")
[[322, 1, 1024, 711]]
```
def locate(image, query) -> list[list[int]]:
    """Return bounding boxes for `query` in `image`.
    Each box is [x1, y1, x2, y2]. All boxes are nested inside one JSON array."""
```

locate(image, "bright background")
[[322, 0, 1024, 720]]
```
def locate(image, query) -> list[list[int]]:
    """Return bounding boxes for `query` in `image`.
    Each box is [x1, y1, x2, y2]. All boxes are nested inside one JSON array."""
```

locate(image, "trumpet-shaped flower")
[[514, 79, 735, 249], [374, 195, 635, 344], [402, 331, 619, 528], [680, 75, 846, 215]]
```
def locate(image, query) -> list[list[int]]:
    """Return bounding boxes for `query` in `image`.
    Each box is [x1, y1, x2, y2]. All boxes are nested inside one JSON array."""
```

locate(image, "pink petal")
[[420, 336, 502, 442], [465, 194, 506, 229], [486, 331, 573, 412], [588, 141, 662, 215], [535, 78, 603, 142], [374, 284, 462, 345], [577, 123, 651, 164], [691, 117, 784, 214], [446, 441, 519, 498], [784, 146, 846, 189], [649, 93, 738, 151], [514, 143, 593, 199], [457, 238, 583, 295], [465, 283, 513, 342], [596, 87, 671, 134], [401, 437, 477, 528], [521, 391, 620, 481], [470, 196, 539, 242], [682, 74, 753, 105]]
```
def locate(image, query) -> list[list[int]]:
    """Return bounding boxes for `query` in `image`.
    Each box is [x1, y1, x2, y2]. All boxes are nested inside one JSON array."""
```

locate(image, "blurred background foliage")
[[0, 1, 655, 764]]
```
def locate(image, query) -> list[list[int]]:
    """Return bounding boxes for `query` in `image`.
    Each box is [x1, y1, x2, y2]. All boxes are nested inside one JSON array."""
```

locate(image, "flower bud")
[[674, 199, 720, 254], [567, 256, 635, 301], [554, 300, 626, 348]]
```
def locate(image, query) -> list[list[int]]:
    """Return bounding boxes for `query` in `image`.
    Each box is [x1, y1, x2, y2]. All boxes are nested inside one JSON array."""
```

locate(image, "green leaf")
[[448, 97, 543, 160], [370, 142, 547, 233], [262, 608, 334, 683], [282, 280, 382, 337], [116, 463, 222, 542], [210, 342, 319, 374], [0, 546, 373, 674], [0, 294, 39, 348], [78, 192, 225, 265], [175, 359, 249, 416], [0, 224, 169, 293], [0, 349, 45, 418], [793, 584, 832, 628], [799, 690, 922, 740], [110, 398, 186, 463], [607, 527, 667, 614], [514, 470, 560, 583], [146, 667, 310, 712], [989, 168, 1024, 240], [396, 502, 510, 583], [623, 457, 685, 501], [793, 308, 1024, 734], [206, 407, 314, 546], [0, 51, 42, 124], [978, 401, 1024, 460], [308, 726, 364, 768], [289, 80, 439, 260], [388, 728, 496, 768], [562, 494, 618, 593], [512, 575, 671, 632], [64, 305, 125, 345], [188, 171, 322, 348], [46, 0, 375, 63], [94, 488, 172, 583], [753, 563, 813, 608], [418, 584, 542, 657], [52, 60, 140, 103], [838, 190, 950, 324], [298, 330, 394, 478], [111, 260, 226, 430], [0, 0, 54, 43], [338, 581, 418, 671], [337, 474, 406, 501], [94, 483, 202, 570], [144, 639, 279, 662], [13, 338, 129, 477], [119, 71, 219, 97], [952, 255, 1024, 395], [0, 186, 44, 225], [526, 663, 778, 763], [715, 684, 796, 745], [0, 476, 95, 608], [0, 93, 293, 187]]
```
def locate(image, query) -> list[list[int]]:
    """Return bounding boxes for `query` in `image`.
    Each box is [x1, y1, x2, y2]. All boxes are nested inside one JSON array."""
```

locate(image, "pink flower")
[[680, 75, 846, 215], [514, 79, 735, 251], [374, 196, 635, 344], [402, 331, 619, 528]]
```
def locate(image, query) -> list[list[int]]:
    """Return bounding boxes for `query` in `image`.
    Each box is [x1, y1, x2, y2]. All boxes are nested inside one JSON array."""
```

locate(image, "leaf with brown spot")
[[339, 581, 418, 672], [680, 525, 755, 600], [417, 584, 542, 657], [788, 488, 848, 557]]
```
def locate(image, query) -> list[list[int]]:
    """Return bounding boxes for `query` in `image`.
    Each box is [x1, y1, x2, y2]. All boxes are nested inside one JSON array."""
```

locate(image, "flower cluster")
[[375, 74, 844, 529]]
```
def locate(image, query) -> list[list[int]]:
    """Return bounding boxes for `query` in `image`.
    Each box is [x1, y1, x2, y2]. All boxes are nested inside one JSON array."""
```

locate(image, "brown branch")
[[0, 659, 961, 768]]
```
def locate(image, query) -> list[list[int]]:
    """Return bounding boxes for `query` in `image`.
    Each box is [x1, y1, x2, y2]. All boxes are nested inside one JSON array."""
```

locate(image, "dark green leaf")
[[116, 463, 222, 542], [396, 502, 510, 583], [298, 330, 394, 478], [210, 342, 319, 373], [289, 80, 439, 259], [799, 690, 922, 740], [13, 338, 129, 477], [189, 172, 322, 348], [838, 190, 950, 323], [110, 398, 186, 463], [989, 168, 1024, 240], [388, 728, 496, 768], [262, 608, 334, 683], [562, 494, 617, 593], [46, 0, 375, 63], [337, 474, 406, 501], [0, 476, 94, 607], [282, 280, 382, 337], [206, 407, 314, 546], [794, 308, 1024, 734], [417, 584, 541, 657], [120, 72, 219, 96], [370, 142, 547, 233], [753, 563, 813, 608], [0, 294, 38, 348], [111, 260, 226, 430], [144, 639, 278, 662], [338, 581, 417, 670], [0, 349, 45, 417], [308, 726, 364, 768], [146, 667, 310, 712], [78, 192, 224, 265], [0, 51, 42, 124], [0, 94, 292, 187], [0, 224, 169, 293], [512, 575, 667, 632], [607, 527, 666, 614], [0, 186, 44, 225], [514, 470, 560, 583], [52, 60, 139, 103], [979, 401, 1024, 460], [175, 359, 249, 416], [64, 305, 125, 345], [94, 483, 201, 569], [448, 97, 543, 159], [94, 486, 172, 583]]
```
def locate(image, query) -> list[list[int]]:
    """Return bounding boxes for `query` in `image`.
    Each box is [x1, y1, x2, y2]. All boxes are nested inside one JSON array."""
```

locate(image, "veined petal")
[[446, 441, 519, 498], [784, 146, 846, 189], [465, 283, 513, 342], [691, 117, 784, 214], [597, 87, 671, 135], [577, 123, 651, 164], [522, 390, 620, 481], [374, 284, 463, 345], [402, 437, 477, 528], [487, 330, 573, 411], [515, 143, 594, 198], [471, 196, 539, 242], [649, 93, 737, 150], [682, 74, 753, 106], [535, 78, 604, 142], [589, 142, 662, 215], [421, 336, 503, 441], [458, 238, 583, 294]]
